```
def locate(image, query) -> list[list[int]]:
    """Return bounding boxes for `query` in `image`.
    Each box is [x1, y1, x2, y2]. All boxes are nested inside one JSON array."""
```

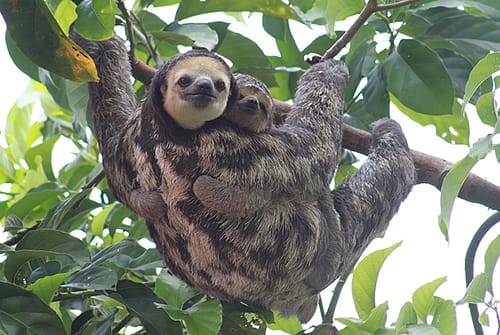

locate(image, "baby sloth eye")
[[214, 80, 226, 92], [177, 76, 192, 88]]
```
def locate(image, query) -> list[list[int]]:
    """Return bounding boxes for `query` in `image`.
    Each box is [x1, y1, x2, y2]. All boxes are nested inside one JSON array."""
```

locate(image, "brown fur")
[[72, 32, 416, 322]]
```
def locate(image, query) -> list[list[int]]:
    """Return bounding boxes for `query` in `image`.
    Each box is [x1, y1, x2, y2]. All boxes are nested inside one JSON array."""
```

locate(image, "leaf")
[[484, 233, 500, 293], [462, 52, 500, 111], [337, 303, 388, 332], [175, 0, 299, 21], [383, 39, 454, 116], [164, 22, 216, 49], [155, 269, 198, 309], [159, 299, 223, 335], [267, 312, 303, 334], [220, 302, 268, 335], [407, 324, 441, 335], [434, 48, 474, 99], [74, 0, 116, 40], [38, 188, 92, 230], [391, 95, 469, 145], [114, 280, 182, 335], [4, 215, 23, 232], [63, 265, 117, 290], [5, 101, 32, 163], [476, 92, 497, 127], [17, 229, 90, 264], [431, 299, 456, 335], [419, 0, 500, 20], [7, 182, 67, 219], [412, 276, 447, 322], [439, 135, 492, 238], [394, 302, 417, 333], [3, 250, 68, 282], [89, 239, 142, 267], [0, 282, 66, 335], [0, 0, 98, 82], [352, 242, 401, 319], [216, 30, 276, 86], [25, 135, 60, 181], [459, 273, 487, 304], [301, 0, 364, 36], [28, 271, 73, 304]]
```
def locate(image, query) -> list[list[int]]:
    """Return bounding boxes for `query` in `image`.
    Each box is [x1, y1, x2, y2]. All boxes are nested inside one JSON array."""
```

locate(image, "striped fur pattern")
[[73, 33, 416, 322]]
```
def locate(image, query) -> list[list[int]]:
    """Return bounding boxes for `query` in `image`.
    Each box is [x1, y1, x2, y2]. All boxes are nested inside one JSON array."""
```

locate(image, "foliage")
[[0, 0, 499, 334]]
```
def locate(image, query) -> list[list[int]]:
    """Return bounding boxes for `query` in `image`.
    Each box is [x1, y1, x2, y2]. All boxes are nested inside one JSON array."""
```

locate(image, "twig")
[[323, 273, 350, 324], [112, 314, 134, 334], [82, 169, 105, 190], [4, 222, 40, 246], [116, 0, 135, 57], [321, 0, 421, 60]]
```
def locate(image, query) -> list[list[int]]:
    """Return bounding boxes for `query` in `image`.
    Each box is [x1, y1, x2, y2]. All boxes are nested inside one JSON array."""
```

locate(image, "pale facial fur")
[[160, 57, 231, 129]]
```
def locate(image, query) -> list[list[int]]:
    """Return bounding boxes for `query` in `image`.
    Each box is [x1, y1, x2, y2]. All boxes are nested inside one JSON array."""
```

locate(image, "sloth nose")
[[195, 79, 213, 93]]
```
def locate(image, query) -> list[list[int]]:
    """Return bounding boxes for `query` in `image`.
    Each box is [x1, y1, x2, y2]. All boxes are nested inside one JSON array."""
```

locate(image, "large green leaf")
[[439, 135, 492, 238], [0, 0, 98, 82], [38, 188, 92, 230], [175, 0, 299, 21], [74, 0, 116, 40], [411, 277, 447, 322], [336, 302, 388, 332], [114, 280, 183, 335], [431, 298, 456, 335], [155, 269, 198, 309], [5, 101, 33, 164], [164, 22, 216, 50], [7, 182, 67, 219], [484, 233, 500, 293], [394, 302, 417, 333], [351, 242, 401, 319], [63, 265, 117, 290], [216, 30, 276, 86], [407, 324, 441, 335], [0, 282, 66, 335], [25, 135, 60, 181], [28, 271, 73, 304], [462, 52, 500, 111], [383, 39, 454, 116], [419, 0, 500, 21], [459, 272, 487, 304], [419, 8, 500, 61]]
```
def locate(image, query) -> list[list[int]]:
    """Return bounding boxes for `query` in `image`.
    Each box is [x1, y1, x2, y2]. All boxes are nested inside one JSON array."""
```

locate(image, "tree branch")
[[321, 0, 421, 61]]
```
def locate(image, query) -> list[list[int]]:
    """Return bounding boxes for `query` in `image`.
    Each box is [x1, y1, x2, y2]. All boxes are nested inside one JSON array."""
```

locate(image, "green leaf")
[[439, 135, 492, 237], [407, 324, 441, 335], [175, 0, 299, 21], [63, 265, 117, 290], [419, 0, 500, 20], [16, 229, 90, 264], [391, 95, 469, 145], [89, 239, 142, 267], [114, 280, 182, 335], [4, 215, 23, 232], [484, 233, 500, 293], [0, 282, 66, 335], [220, 302, 267, 335], [394, 302, 417, 333], [476, 92, 497, 127], [216, 30, 276, 86], [412, 276, 447, 322], [53, 0, 77, 34], [25, 135, 60, 181], [28, 271, 73, 304], [7, 182, 67, 219], [431, 299, 456, 335], [460, 273, 488, 304], [155, 269, 198, 309], [0, 0, 98, 82], [434, 48, 474, 99], [267, 312, 302, 334], [337, 303, 389, 332], [462, 52, 500, 111], [479, 310, 489, 326], [159, 299, 223, 335], [150, 31, 195, 48], [38, 188, 92, 230], [5, 101, 33, 163], [165, 22, 217, 50], [352, 242, 401, 319], [74, 0, 116, 40], [383, 39, 454, 116], [3, 250, 69, 282], [419, 8, 500, 61]]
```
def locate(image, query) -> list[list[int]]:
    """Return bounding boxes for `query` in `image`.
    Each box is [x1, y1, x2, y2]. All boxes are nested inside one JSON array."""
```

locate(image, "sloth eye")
[[177, 76, 192, 88], [214, 80, 226, 92]]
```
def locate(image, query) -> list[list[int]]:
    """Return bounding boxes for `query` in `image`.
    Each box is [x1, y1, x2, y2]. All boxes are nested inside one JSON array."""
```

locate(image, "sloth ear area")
[[226, 75, 240, 111]]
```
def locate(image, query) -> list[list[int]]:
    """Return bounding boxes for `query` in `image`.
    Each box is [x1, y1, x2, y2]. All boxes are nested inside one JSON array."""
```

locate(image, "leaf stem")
[[323, 273, 349, 324]]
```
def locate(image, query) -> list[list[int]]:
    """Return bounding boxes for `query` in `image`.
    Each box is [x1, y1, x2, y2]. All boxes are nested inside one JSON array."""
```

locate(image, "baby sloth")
[[224, 73, 274, 132]]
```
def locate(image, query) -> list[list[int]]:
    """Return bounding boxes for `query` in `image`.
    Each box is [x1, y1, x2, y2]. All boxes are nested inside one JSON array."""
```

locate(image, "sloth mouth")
[[183, 93, 216, 108]]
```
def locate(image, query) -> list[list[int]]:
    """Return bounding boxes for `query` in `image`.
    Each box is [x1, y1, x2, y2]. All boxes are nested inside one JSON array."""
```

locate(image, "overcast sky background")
[[0, 9, 499, 334]]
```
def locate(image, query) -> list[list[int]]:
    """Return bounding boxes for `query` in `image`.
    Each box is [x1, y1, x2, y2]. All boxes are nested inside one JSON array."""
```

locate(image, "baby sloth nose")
[[195, 79, 214, 93]]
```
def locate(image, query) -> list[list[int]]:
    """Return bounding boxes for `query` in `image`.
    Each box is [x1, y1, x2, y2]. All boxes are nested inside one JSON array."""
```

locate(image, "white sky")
[[1, 9, 500, 335]]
